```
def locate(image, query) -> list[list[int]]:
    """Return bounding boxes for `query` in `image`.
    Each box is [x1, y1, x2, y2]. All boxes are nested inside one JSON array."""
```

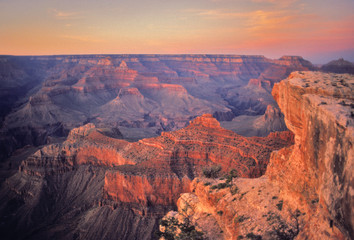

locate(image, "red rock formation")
[[166, 71, 353, 240], [268, 71, 353, 239], [18, 115, 294, 210], [1, 55, 315, 160]]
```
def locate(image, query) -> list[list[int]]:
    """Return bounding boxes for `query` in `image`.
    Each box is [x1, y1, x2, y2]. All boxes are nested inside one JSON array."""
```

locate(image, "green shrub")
[[230, 185, 239, 195], [217, 182, 229, 189], [217, 210, 223, 215], [156, 216, 204, 240], [276, 200, 283, 211], [229, 169, 238, 178], [235, 215, 248, 223], [202, 165, 222, 178], [225, 169, 238, 184]]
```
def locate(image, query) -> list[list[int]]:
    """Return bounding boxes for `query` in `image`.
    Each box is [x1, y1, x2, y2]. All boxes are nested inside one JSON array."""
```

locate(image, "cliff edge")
[[164, 71, 353, 239], [269, 71, 353, 238]]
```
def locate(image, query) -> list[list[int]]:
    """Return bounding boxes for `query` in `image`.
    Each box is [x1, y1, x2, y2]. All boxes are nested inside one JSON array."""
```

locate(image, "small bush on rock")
[[202, 165, 221, 178]]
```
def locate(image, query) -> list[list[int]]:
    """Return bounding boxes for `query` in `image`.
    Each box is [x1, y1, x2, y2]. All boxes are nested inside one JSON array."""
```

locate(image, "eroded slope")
[[165, 72, 353, 240], [0, 114, 293, 239]]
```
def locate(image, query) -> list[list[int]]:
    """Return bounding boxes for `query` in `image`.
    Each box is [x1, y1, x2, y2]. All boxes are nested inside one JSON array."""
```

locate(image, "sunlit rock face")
[[0, 55, 315, 161], [269, 71, 354, 239], [0, 115, 294, 239], [164, 72, 353, 240], [103, 114, 293, 208]]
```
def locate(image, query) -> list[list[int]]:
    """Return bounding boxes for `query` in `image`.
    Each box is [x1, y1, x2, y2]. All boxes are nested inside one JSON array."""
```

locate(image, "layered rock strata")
[[0, 55, 314, 160], [0, 114, 294, 239], [165, 72, 353, 239], [269, 71, 353, 238]]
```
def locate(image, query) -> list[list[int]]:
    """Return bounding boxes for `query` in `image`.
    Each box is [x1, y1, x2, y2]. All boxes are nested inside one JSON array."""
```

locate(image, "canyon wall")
[[0, 114, 294, 239], [164, 72, 353, 239], [269, 71, 353, 238], [0, 55, 314, 161]]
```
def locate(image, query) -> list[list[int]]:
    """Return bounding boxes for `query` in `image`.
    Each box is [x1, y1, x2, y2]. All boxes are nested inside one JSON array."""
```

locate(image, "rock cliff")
[[0, 55, 314, 161], [269, 71, 353, 238], [0, 114, 294, 239], [165, 72, 353, 239]]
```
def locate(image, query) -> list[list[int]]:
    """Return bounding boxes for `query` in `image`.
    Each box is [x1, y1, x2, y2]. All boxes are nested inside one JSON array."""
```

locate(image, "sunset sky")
[[0, 0, 353, 63]]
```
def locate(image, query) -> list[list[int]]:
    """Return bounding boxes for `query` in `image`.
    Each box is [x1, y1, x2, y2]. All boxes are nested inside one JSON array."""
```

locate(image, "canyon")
[[163, 71, 353, 240], [0, 55, 315, 161], [0, 114, 294, 239], [0, 55, 353, 240]]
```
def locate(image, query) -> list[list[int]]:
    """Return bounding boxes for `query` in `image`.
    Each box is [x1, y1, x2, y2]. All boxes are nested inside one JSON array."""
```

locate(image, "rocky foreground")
[[0, 114, 293, 239], [163, 71, 353, 239]]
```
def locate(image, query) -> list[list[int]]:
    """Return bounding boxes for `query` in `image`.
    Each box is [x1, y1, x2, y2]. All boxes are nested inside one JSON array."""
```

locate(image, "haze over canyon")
[[0, 55, 353, 240]]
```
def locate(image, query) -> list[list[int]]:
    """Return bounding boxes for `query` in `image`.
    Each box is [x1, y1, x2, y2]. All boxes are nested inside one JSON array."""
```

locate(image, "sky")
[[0, 0, 353, 63]]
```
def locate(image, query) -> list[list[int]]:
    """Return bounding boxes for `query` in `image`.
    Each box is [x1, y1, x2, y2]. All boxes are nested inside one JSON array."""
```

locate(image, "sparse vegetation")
[[339, 79, 349, 87], [224, 169, 236, 183], [156, 216, 204, 240], [204, 182, 211, 186], [217, 210, 223, 215], [235, 215, 249, 223], [216, 182, 230, 189], [276, 200, 283, 211], [272, 209, 303, 240], [239, 191, 248, 200], [245, 232, 262, 240], [202, 165, 221, 178], [230, 185, 239, 195]]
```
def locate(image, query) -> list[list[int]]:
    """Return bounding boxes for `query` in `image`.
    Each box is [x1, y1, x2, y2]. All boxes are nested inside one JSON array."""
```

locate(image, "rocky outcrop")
[[163, 177, 302, 240], [166, 71, 353, 239], [0, 114, 294, 239], [269, 71, 353, 238], [104, 114, 294, 207]]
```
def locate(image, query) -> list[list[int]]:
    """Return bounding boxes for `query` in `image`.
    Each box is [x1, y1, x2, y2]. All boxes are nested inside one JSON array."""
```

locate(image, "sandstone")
[[0, 55, 315, 160], [0, 114, 295, 240], [269, 71, 354, 238], [164, 176, 302, 240], [189, 113, 221, 128], [166, 71, 353, 240]]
